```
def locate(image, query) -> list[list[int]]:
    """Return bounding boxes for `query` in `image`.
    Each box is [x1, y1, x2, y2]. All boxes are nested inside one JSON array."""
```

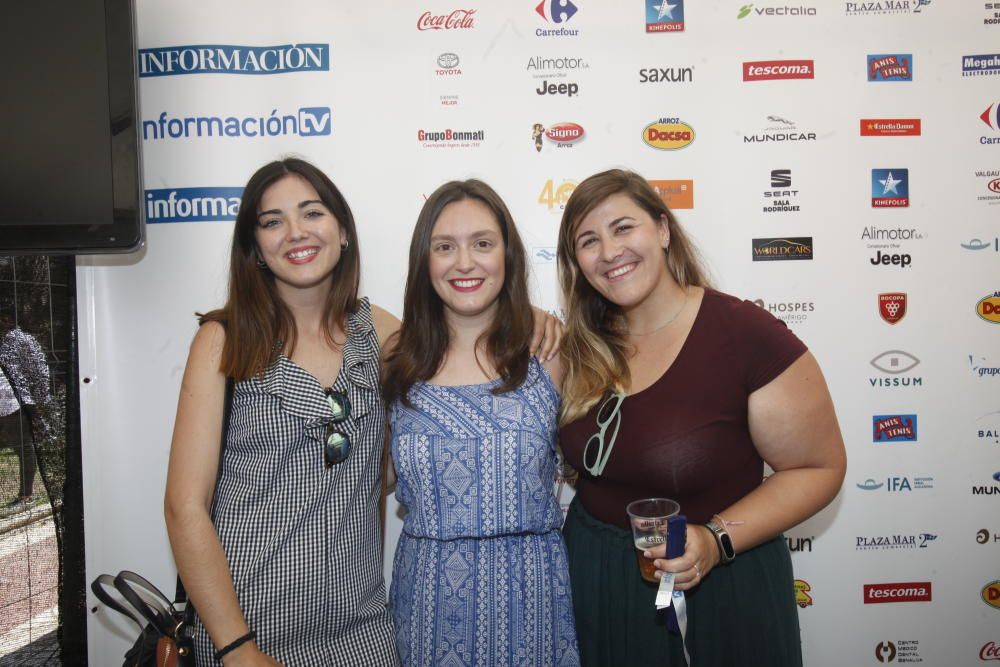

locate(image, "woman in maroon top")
[[555, 169, 846, 666]]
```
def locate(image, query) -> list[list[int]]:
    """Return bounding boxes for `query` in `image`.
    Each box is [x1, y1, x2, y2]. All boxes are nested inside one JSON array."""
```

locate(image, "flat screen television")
[[0, 0, 143, 254]]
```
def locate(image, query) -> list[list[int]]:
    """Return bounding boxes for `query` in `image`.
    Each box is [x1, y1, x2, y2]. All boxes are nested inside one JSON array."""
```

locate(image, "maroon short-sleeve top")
[[558, 289, 808, 529]]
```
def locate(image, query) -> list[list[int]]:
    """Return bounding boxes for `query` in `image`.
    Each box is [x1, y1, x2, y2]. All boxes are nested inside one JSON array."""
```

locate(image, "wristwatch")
[[704, 519, 736, 565]]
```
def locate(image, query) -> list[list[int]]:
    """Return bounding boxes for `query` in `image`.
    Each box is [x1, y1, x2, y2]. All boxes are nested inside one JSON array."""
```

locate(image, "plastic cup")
[[626, 498, 680, 583]]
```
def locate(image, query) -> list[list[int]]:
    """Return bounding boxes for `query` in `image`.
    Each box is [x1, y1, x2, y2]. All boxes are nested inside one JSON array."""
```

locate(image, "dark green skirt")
[[563, 498, 803, 667]]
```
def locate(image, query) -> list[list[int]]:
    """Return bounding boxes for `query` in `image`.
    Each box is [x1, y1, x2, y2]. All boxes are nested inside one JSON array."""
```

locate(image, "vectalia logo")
[[743, 60, 815, 81], [145, 188, 243, 224], [863, 582, 932, 604], [142, 107, 331, 141], [138, 44, 328, 78]]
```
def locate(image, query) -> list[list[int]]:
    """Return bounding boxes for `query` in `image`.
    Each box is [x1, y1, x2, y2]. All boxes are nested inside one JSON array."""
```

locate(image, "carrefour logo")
[[139, 44, 329, 77], [142, 107, 331, 140], [145, 188, 243, 224]]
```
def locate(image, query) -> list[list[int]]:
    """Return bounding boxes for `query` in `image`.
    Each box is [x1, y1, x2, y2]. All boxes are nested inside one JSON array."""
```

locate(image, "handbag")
[[91, 377, 234, 666], [91, 571, 194, 667]]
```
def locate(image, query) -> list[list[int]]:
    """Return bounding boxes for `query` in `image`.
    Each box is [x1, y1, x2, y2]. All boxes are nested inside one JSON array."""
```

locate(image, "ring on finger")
[[694, 563, 701, 579]]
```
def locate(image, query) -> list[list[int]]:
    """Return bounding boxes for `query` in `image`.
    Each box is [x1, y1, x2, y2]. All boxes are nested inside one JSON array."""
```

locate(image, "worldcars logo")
[[643, 118, 695, 150], [138, 44, 329, 77], [863, 582, 932, 603], [743, 59, 814, 81], [145, 188, 243, 224], [751, 237, 813, 261], [417, 9, 476, 30]]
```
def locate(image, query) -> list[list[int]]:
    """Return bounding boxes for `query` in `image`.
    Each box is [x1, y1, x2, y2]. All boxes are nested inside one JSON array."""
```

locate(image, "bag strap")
[[174, 375, 234, 606], [90, 574, 146, 631], [113, 571, 177, 637]]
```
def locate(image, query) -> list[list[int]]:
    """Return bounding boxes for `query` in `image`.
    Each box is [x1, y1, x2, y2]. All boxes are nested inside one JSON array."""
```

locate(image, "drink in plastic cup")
[[626, 498, 680, 583]]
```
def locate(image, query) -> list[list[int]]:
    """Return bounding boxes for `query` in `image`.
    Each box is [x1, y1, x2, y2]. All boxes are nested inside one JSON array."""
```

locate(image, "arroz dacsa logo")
[[643, 117, 695, 150], [978, 291, 1000, 323], [983, 581, 1000, 610]]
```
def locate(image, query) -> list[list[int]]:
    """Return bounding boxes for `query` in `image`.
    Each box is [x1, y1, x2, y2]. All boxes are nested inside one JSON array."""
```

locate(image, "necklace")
[[626, 289, 689, 336]]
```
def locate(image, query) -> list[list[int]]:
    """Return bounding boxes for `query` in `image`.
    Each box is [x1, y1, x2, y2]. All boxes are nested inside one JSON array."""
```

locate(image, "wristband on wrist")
[[214, 630, 256, 662], [704, 519, 736, 565]]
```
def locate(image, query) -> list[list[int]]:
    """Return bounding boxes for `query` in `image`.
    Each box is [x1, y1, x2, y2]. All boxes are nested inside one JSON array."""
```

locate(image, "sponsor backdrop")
[[77, 1, 1000, 664]]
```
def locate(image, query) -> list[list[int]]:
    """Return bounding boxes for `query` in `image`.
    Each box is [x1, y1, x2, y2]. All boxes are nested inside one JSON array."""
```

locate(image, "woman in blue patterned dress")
[[382, 180, 580, 667]]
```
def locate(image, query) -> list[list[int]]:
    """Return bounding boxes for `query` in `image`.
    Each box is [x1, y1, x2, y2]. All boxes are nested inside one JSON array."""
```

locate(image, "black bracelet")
[[214, 630, 256, 662]]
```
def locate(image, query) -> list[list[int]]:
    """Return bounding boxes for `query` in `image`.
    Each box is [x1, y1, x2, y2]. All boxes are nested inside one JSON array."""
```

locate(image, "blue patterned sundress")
[[389, 358, 580, 667]]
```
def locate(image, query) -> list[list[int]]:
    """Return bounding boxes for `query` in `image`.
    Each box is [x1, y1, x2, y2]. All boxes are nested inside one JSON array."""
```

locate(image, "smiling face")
[[254, 174, 345, 298], [428, 198, 506, 323], [572, 192, 672, 311]]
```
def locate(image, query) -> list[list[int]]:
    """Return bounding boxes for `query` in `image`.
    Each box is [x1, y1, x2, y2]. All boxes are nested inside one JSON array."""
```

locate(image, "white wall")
[[79, 1, 1000, 664]]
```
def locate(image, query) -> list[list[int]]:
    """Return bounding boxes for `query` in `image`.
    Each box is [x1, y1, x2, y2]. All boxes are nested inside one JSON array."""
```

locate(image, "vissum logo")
[[138, 44, 328, 77], [142, 107, 331, 140]]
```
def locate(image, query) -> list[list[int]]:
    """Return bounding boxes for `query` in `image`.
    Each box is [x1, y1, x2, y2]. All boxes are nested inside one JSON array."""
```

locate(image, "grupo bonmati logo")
[[145, 188, 243, 224], [138, 44, 328, 77], [142, 107, 331, 140]]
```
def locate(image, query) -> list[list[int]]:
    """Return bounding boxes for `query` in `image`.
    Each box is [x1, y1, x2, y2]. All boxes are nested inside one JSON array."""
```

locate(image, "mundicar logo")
[[142, 107, 331, 140], [139, 44, 328, 77], [647, 0, 685, 32], [643, 118, 695, 150], [978, 291, 1000, 323], [145, 188, 243, 224]]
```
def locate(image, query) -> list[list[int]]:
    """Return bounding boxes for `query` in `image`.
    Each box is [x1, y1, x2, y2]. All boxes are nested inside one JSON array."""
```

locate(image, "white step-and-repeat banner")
[[78, 1, 1000, 665]]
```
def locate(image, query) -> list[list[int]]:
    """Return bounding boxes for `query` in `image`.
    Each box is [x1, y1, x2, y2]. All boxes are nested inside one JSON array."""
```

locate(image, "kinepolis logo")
[[417, 9, 476, 30], [963, 53, 1000, 77], [639, 66, 694, 83], [138, 43, 329, 77], [649, 180, 694, 209], [536, 0, 581, 36], [751, 237, 813, 261], [526, 55, 589, 79], [975, 169, 1000, 204], [753, 299, 815, 326], [737, 3, 818, 18], [857, 532, 936, 550], [142, 107, 331, 141], [743, 115, 817, 143], [846, 1, 931, 16], [532, 122, 585, 151], [863, 582, 932, 604], [417, 128, 484, 148], [145, 188, 243, 224], [762, 169, 800, 213], [875, 640, 922, 663], [869, 350, 923, 388], [868, 54, 912, 81], [861, 119, 921, 136], [872, 414, 918, 442], [647, 0, 685, 32], [872, 168, 909, 207], [856, 476, 934, 491], [976, 410, 1000, 445], [743, 60, 815, 82]]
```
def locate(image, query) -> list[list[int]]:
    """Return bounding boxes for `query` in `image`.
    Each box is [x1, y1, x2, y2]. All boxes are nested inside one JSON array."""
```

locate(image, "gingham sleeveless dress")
[[193, 299, 399, 665]]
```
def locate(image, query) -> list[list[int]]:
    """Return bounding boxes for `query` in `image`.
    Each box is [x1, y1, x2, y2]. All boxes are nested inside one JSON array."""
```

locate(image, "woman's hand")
[[222, 643, 282, 666], [530, 306, 563, 362], [644, 524, 721, 592]]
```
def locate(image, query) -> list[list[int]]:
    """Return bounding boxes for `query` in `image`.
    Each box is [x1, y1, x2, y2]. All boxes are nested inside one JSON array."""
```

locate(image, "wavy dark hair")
[[199, 158, 360, 380], [382, 179, 533, 407]]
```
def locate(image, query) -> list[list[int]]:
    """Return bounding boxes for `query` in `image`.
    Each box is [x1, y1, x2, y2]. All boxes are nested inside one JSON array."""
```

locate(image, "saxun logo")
[[145, 188, 243, 224], [138, 44, 329, 77], [142, 107, 331, 141]]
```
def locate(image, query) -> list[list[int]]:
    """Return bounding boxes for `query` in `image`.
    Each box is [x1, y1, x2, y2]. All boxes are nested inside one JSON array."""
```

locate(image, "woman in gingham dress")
[[165, 159, 400, 665]]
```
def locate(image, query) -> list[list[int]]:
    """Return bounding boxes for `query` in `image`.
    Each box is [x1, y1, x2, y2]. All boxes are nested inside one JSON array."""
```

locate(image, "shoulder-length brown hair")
[[199, 158, 360, 380], [556, 168, 710, 424], [382, 179, 533, 407]]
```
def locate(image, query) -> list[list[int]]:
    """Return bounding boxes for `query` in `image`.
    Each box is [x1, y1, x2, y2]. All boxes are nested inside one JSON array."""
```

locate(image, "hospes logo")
[[872, 169, 909, 207], [647, 0, 685, 32], [868, 53, 912, 81], [138, 43, 329, 77]]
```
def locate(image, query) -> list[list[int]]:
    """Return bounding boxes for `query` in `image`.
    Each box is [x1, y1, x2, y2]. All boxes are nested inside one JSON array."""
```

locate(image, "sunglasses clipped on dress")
[[323, 388, 351, 467], [582, 391, 625, 477]]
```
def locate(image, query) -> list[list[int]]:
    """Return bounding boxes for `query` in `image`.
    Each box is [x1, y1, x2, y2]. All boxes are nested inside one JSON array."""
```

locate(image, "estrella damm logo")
[[643, 118, 695, 150], [977, 291, 1000, 323]]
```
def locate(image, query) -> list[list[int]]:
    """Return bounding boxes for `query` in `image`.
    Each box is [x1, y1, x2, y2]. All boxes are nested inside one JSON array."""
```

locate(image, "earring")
[[257, 258, 268, 268], [341, 239, 349, 251]]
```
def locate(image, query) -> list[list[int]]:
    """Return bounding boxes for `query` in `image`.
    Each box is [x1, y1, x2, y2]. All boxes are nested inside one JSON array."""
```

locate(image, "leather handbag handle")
[[90, 574, 145, 631], [113, 571, 177, 637]]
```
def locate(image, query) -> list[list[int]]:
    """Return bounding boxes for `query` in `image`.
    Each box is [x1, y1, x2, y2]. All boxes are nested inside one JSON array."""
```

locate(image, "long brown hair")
[[382, 179, 533, 407], [199, 158, 361, 380], [556, 168, 710, 424]]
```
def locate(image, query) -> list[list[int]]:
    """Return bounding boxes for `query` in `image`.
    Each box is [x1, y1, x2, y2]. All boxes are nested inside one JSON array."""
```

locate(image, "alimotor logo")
[[743, 60, 815, 81], [145, 188, 243, 224], [647, 0, 685, 32], [868, 54, 912, 81], [138, 43, 329, 77], [863, 582, 932, 604], [417, 9, 476, 30], [142, 107, 331, 141], [643, 118, 695, 150], [978, 291, 1000, 323]]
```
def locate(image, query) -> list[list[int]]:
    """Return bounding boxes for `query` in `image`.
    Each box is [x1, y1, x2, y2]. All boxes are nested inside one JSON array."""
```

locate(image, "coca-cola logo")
[[982, 641, 1000, 661], [417, 9, 476, 31]]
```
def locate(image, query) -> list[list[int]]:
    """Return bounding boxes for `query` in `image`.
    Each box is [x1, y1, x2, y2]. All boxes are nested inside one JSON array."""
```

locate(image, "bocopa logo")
[[138, 44, 328, 77], [143, 107, 331, 141], [145, 188, 243, 224]]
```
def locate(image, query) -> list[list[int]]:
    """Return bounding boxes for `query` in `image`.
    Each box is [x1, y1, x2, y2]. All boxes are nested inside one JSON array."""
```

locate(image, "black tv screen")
[[0, 0, 143, 254]]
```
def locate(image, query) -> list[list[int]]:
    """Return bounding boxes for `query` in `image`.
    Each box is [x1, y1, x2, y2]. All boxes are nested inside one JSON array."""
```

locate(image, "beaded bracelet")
[[214, 630, 257, 662]]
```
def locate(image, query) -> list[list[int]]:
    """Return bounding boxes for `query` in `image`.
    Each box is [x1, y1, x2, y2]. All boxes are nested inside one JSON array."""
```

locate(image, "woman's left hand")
[[644, 524, 721, 592], [530, 307, 563, 362]]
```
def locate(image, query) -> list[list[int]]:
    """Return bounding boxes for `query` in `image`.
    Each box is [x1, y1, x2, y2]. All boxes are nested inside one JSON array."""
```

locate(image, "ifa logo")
[[863, 582, 932, 604]]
